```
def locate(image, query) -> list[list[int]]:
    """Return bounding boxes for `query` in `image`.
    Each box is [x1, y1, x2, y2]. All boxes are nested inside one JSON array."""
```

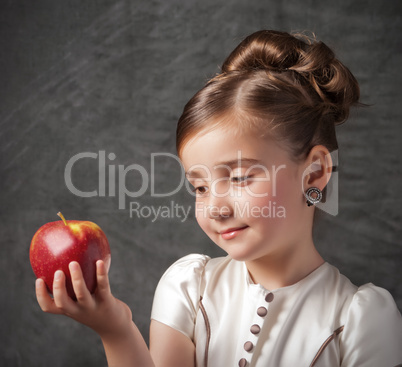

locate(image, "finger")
[[95, 260, 111, 296], [69, 261, 92, 304], [53, 270, 77, 312], [35, 278, 63, 314]]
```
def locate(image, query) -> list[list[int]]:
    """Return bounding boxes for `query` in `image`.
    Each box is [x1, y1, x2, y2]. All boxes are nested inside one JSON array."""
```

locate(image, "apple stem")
[[57, 212, 68, 226]]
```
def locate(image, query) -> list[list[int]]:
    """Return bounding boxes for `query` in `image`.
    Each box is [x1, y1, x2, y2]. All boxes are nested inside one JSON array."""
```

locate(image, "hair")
[[176, 30, 361, 161]]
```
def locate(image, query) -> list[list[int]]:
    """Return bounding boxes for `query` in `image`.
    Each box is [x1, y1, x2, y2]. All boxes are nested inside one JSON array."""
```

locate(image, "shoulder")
[[154, 254, 213, 300], [151, 254, 222, 339], [307, 265, 402, 365], [315, 264, 400, 319], [158, 253, 233, 285], [340, 283, 402, 366], [160, 253, 212, 279], [345, 282, 401, 325], [350, 283, 399, 308], [345, 282, 401, 328]]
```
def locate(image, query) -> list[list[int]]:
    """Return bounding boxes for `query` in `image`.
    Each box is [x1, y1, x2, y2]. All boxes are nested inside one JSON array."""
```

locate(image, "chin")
[[219, 243, 257, 262]]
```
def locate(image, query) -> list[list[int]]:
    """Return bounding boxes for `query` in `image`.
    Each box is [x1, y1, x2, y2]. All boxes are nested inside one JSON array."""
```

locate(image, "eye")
[[230, 176, 252, 185], [192, 186, 209, 196]]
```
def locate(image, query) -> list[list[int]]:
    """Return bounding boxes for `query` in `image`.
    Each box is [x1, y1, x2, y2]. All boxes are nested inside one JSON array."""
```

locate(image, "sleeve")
[[150, 253, 210, 340], [340, 283, 402, 367]]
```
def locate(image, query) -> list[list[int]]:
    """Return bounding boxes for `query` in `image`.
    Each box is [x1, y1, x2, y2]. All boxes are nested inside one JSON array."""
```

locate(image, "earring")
[[305, 187, 322, 206]]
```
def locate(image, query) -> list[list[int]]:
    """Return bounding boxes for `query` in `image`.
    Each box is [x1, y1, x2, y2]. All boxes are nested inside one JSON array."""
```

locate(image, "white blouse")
[[151, 254, 402, 367]]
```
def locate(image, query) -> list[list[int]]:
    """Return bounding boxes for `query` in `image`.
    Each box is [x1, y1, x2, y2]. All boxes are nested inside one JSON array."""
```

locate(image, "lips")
[[219, 226, 248, 240]]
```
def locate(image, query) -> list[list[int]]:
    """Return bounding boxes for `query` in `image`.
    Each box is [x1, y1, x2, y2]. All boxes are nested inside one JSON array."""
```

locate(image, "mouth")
[[219, 226, 249, 240]]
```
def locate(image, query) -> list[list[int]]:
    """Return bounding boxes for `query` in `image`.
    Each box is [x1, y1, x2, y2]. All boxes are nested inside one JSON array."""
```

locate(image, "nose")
[[207, 202, 232, 220], [207, 181, 233, 220]]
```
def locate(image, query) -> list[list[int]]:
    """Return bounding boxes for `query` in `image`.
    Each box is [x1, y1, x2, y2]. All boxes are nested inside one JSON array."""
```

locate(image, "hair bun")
[[221, 30, 360, 124], [222, 30, 306, 72]]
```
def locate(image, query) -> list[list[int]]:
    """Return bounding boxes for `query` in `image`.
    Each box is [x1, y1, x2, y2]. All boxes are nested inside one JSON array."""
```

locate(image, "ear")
[[302, 145, 333, 191]]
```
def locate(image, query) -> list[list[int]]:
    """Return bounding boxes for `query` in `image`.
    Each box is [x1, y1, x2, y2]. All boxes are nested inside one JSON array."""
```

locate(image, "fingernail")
[[69, 261, 78, 272], [54, 270, 63, 281]]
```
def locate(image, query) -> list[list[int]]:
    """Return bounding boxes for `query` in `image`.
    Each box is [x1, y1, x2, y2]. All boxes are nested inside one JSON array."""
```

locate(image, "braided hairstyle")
[[176, 30, 360, 161]]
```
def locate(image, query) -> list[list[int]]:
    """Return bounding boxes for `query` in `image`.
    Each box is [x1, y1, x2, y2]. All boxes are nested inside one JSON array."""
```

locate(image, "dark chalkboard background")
[[1, 1, 401, 366]]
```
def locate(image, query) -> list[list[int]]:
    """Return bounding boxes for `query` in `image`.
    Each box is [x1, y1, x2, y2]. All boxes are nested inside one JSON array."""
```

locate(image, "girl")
[[35, 30, 402, 367]]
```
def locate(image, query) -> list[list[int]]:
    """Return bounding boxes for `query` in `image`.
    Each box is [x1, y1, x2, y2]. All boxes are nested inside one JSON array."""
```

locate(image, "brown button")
[[244, 341, 253, 352], [250, 324, 261, 334], [265, 292, 274, 302], [257, 306, 267, 317], [239, 358, 248, 367]]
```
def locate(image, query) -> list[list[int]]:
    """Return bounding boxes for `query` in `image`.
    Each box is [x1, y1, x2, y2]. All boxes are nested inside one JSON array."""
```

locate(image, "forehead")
[[185, 157, 263, 178], [180, 126, 291, 172], [177, 108, 264, 155]]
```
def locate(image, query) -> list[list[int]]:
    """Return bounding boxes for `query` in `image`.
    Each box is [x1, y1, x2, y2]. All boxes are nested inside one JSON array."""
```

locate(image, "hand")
[[36, 260, 132, 338]]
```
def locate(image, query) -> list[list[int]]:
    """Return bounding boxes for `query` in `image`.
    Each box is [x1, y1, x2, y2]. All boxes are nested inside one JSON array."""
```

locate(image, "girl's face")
[[181, 126, 310, 263]]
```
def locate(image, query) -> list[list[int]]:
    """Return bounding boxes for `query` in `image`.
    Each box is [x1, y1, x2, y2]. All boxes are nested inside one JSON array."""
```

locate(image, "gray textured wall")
[[1, 1, 401, 366]]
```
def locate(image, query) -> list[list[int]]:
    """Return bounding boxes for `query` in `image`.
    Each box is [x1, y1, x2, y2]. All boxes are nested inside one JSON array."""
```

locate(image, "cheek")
[[272, 171, 304, 216], [194, 200, 209, 231], [242, 172, 301, 220]]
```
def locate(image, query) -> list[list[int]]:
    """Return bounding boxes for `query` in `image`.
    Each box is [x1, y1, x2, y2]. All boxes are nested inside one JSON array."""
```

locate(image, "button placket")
[[238, 290, 274, 366]]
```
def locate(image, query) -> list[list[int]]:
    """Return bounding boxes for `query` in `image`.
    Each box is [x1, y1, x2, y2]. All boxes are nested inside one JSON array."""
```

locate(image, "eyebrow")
[[185, 158, 263, 178]]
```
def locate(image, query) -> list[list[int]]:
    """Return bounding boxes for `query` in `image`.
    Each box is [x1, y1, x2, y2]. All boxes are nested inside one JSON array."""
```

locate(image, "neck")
[[245, 241, 324, 290]]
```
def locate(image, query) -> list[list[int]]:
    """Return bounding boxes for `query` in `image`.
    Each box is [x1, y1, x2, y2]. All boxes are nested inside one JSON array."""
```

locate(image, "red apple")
[[30, 212, 111, 299]]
